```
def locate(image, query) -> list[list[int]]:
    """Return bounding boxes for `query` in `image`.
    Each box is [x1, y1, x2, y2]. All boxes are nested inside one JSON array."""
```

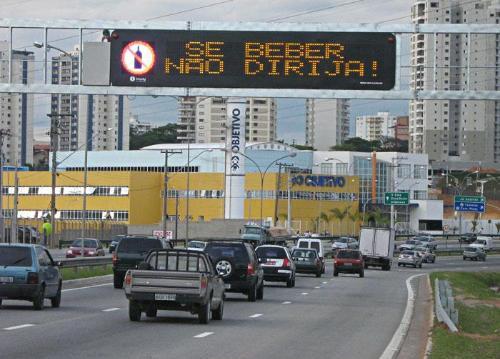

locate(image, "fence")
[[435, 279, 459, 332]]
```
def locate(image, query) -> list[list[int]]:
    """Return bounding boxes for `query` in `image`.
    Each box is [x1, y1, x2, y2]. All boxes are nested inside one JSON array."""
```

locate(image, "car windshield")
[[415, 237, 429, 242], [244, 227, 261, 235], [0, 247, 32, 267], [188, 241, 206, 249], [71, 239, 97, 248], [402, 251, 415, 256], [117, 238, 161, 253], [415, 247, 427, 252], [292, 249, 316, 258], [466, 247, 477, 252], [298, 241, 309, 248], [406, 240, 418, 245], [204, 245, 248, 262], [256, 247, 287, 259], [337, 238, 348, 243], [477, 240, 486, 245], [310, 242, 320, 252], [337, 251, 360, 259]]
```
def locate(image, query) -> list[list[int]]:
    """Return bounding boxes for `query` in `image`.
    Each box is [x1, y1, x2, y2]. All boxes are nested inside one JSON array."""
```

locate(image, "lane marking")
[[4, 324, 35, 331], [102, 307, 120, 312], [249, 313, 263, 318], [62, 283, 112, 293], [282, 301, 292, 305], [301, 292, 309, 295], [194, 332, 214, 338], [322, 281, 328, 284], [314, 286, 321, 289]]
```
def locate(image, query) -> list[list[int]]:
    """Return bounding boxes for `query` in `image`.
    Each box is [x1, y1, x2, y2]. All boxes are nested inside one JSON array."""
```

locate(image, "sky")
[[1, 0, 414, 144]]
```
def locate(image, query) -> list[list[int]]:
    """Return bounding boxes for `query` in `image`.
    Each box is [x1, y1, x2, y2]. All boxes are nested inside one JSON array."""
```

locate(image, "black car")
[[291, 248, 322, 277], [459, 233, 477, 244], [255, 245, 296, 287], [204, 241, 264, 302], [109, 235, 125, 254], [112, 236, 171, 289]]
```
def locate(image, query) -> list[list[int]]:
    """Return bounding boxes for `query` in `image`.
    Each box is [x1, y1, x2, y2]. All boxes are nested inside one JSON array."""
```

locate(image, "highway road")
[[1, 256, 499, 359]]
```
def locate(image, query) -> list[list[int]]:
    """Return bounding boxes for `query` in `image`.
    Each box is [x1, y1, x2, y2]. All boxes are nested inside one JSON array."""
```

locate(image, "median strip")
[[194, 332, 214, 338], [249, 313, 263, 318], [4, 324, 35, 331]]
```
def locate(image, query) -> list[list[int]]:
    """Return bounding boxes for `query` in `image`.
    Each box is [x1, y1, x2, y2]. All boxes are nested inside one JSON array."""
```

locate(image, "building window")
[[414, 190, 427, 200], [414, 165, 427, 179], [397, 164, 411, 178]]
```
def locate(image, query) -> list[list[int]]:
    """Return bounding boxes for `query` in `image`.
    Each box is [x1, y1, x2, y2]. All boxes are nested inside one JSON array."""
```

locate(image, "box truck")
[[359, 227, 395, 271]]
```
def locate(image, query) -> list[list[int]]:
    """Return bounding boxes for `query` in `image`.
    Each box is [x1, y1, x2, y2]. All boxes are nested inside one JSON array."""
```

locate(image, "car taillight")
[[27, 272, 39, 284], [124, 272, 132, 286], [247, 263, 255, 276], [112, 253, 118, 265], [201, 276, 208, 290], [283, 258, 290, 268]]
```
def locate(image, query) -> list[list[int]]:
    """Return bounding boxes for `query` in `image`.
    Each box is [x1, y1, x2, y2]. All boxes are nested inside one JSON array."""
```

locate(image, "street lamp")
[[33, 41, 71, 56], [231, 151, 297, 241]]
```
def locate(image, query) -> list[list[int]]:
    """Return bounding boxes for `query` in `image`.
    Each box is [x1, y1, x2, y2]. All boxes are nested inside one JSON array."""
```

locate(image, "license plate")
[[0, 276, 13, 283], [344, 263, 352, 266], [155, 293, 176, 301], [224, 284, 231, 290]]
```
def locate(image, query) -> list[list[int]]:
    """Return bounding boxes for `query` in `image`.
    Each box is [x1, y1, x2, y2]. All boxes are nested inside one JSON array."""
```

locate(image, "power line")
[[266, 0, 366, 22]]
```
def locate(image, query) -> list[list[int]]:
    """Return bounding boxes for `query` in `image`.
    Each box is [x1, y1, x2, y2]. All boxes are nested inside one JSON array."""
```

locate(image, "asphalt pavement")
[[1, 256, 499, 359]]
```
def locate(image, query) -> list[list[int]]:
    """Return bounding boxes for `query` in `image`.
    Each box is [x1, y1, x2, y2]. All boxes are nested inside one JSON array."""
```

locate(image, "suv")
[[204, 241, 264, 302], [334, 249, 364, 278], [255, 245, 296, 287], [0, 244, 62, 310], [112, 236, 170, 288]]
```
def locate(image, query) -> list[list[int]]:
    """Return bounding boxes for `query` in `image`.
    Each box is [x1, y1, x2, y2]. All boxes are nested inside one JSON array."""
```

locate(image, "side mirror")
[[257, 257, 263, 263], [54, 261, 63, 267]]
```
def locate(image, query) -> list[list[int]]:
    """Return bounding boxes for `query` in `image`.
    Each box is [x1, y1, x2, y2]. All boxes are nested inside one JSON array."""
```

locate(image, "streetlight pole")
[[275, 162, 293, 227], [161, 149, 182, 242], [0, 129, 11, 242]]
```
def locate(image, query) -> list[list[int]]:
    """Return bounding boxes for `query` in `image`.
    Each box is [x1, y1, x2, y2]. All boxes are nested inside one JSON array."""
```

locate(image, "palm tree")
[[320, 212, 330, 235], [347, 211, 362, 236], [330, 207, 350, 235], [368, 208, 390, 227]]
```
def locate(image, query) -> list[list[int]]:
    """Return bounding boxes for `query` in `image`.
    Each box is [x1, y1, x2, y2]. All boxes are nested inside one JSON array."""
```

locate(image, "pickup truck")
[[124, 249, 225, 324]]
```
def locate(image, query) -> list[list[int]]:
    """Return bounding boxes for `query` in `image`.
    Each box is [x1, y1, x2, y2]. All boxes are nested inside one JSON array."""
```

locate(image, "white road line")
[[282, 301, 292, 305], [62, 283, 112, 292], [193, 332, 214, 338], [4, 324, 35, 331], [249, 313, 263, 318], [102, 307, 120, 312], [322, 281, 328, 284], [301, 292, 309, 295], [314, 286, 321, 289]]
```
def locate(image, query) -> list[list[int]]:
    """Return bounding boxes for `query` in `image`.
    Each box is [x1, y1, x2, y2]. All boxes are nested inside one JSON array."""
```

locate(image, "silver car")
[[397, 250, 423, 268], [463, 246, 486, 261], [415, 246, 435, 263], [331, 237, 358, 251], [398, 239, 422, 251]]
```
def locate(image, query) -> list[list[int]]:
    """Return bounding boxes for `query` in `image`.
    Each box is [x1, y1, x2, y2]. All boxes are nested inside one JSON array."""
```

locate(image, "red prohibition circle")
[[121, 41, 156, 76]]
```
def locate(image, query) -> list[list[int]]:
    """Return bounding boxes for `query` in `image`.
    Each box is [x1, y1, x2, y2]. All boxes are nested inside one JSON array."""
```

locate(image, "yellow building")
[[1, 171, 359, 235]]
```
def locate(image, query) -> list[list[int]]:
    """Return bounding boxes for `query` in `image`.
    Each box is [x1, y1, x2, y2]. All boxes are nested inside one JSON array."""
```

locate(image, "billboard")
[[110, 30, 396, 90]]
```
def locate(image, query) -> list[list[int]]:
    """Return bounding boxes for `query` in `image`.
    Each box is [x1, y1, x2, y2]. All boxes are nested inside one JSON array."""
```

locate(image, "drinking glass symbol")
[[134, 46, 142, 69]]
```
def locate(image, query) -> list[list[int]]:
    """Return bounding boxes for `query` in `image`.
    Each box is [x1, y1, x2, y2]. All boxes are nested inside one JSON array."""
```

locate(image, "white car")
[[399, 239, 422, 251], [471, 236, 493, 251], [331, 237, 358, 251], [187, 240, 207, 251]]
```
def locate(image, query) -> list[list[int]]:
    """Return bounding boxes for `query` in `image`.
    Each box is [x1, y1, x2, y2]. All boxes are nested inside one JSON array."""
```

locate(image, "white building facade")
[[356, 112, 396, 141], [51, 48, 130, 151], [177, 97, 277, 144], [409, 0, 500, 164], [130, 116, 157, 136], [305, 99, 350, 151], [0, 42, 34, 166]]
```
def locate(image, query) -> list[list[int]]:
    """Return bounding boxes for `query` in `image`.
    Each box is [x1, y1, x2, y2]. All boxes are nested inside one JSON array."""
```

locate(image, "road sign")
[[384, 192, 409, 205], [110, 30, 396, 90], [454, 195, 485, 213]]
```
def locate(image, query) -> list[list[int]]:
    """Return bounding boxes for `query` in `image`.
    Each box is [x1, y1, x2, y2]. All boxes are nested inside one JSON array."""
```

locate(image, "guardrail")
[[59, 256, 112, 268], [435, 278, 459, 332]]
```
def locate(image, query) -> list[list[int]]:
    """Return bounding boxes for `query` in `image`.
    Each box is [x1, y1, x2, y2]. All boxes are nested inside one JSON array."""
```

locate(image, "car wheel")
[[248, 284, 257, 302], [463, 256, 466, 260], [198, 300, 211, 324], [316, 270, 322, 278], [364, 263, 368, 269], [113, 273, 123, 289], [419, 263, 422, 269], [256, 283, 264, 300], [359, 270, 364, 278], [398, 263, 401, 267], [333, 270, 338, 277], [129, 300, 141, 322], [51, 282, 62, 308], [33, 285, 45, 311], [286, 277, 294, 288], [212, 297, 224, 320], [0, 299, 2, 307], [145, 305, 157, 318]]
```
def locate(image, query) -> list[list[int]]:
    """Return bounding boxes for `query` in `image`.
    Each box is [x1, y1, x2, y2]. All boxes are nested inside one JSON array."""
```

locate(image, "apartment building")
[[305, 99, 350, 151], [356, 112, 396, 141], [0, 41, 34, 166]]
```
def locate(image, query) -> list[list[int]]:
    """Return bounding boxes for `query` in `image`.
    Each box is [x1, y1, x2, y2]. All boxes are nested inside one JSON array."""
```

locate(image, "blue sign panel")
[[454, 200, 485, 213]]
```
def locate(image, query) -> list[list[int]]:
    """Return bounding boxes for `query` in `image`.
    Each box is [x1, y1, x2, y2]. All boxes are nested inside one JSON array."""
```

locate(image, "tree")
[[347, 211, 362, 236], [496, 222, 500, 235], [330, 136, 408, 152], [291, 144, 315, 151], [129, 124, 179, 150], [319, 212, 330, 234], [330, 207, 349, 235], [367, 208, 390, 227]]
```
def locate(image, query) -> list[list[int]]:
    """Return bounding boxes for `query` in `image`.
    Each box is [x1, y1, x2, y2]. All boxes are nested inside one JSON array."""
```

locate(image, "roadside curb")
[[63, 274, 113, 289], [424, 275, 434, 359], [379, 273, 426, 359]]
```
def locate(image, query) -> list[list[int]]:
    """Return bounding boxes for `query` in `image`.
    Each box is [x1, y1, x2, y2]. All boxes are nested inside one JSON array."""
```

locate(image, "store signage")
[[110, 30, 396, 90], [291, 175, 346, 187]]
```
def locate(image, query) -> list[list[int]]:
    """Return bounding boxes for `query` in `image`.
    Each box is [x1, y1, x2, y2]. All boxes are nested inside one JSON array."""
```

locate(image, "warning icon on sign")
[[121, 41, 155, 76]]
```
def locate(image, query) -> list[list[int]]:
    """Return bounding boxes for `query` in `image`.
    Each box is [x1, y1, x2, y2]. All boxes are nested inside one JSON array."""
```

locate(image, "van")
[[472, 236, 493, 251], [296, 238, 325, 273]]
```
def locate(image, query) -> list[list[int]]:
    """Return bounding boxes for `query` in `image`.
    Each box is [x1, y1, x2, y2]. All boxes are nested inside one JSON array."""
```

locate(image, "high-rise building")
[[177, 97, 277, 143], [51, 46, 130, 151], [409, 0, 500, 163], [129, 115, 157, 136], [395, 116, 409, 142], [0, 41, 34, 166], [305, 99, 350, 150], [356, 112, 396, 141]]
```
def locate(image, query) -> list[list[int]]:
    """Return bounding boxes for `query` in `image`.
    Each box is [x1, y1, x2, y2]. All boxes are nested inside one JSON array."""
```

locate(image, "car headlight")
[[67, 249, 73, 254], [88, 251, 95, 255]]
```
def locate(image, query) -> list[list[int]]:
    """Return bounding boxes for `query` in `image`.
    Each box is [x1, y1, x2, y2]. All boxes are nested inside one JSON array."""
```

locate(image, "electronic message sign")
[[110, 30, 396, 90]]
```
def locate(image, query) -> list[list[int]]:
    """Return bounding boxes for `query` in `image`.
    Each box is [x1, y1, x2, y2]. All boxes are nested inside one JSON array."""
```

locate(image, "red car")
[[333, 249, 364, 278], [66, 238, 105, 258]]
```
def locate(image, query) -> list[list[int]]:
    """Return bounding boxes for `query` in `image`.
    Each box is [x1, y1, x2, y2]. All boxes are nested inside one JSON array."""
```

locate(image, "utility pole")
[[276, 162, 294, 228], [11, 164, 19, 243], [0, 129, 11, 242], [274, 163, 282, 226], [185, 142, 191, 247], [161, 149, 181, 241]]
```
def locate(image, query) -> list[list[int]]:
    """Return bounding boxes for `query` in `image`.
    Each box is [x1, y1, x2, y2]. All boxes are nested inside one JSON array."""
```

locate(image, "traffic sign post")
[[384, 192, 409, 205], [454, 195, 485, 213]]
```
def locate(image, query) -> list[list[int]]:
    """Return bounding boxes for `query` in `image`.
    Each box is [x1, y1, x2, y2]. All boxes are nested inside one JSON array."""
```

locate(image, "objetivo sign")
[[110, 30, 396, 90]]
